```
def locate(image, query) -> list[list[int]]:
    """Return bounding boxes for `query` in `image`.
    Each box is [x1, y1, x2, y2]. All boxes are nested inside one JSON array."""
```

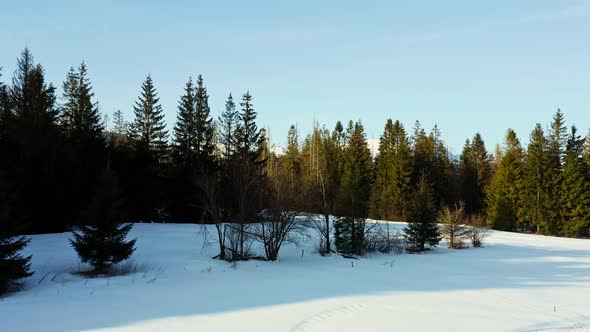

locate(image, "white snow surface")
[[2, 221, 590, 332]]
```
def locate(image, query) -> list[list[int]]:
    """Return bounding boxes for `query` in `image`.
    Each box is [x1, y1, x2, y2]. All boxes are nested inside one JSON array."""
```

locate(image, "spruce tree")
[[335, 121, 372, 255], [60, 62, 106, 225], [522, 124, 551, 234], [487, 129, 525, 231], [130, 75, 168, 160], [112, 110, 127, 136], [543, 109, 567, 235], [404, 173, 441, 252], [0, 173, 32, 294], [370, 119, 412, 220], [70, 167, 136, 274], [561, 126, 590, 237], [7, 48, 65, 233], [173, 77, 197, 165], [218, 93, 238, 161], [459, 133, 491, 214], [193, 75, 215, 170], [60, 62, 103, 143]]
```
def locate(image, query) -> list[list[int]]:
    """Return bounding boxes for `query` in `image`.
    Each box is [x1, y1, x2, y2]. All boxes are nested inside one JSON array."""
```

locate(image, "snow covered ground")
[[2, 222, 590, 332]]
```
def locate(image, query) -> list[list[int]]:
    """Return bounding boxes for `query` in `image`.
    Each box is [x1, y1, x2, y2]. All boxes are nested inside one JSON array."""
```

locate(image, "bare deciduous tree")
[[439, 202, 470, 249]]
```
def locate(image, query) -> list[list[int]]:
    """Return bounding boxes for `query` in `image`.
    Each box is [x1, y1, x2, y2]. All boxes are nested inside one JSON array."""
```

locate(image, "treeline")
[[1, 48, 589, 290]]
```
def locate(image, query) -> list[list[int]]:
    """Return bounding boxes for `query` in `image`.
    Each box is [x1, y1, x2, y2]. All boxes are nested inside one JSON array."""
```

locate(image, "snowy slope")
[[1, 222, 590, 332]]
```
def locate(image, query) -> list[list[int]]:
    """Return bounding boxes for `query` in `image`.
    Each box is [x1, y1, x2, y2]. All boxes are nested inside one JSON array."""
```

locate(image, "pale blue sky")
[[1, 0, 589, 153]]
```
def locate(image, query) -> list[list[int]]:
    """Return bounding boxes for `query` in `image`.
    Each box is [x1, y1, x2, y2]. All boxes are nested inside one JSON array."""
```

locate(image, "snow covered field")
[[2, 222, 590, 332]]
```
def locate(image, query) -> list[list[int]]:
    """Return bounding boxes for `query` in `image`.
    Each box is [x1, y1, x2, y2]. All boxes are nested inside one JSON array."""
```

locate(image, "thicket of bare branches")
[[467, 214, 489, 248], [364, 222, 405, 254], [439, 202, 470, 249]]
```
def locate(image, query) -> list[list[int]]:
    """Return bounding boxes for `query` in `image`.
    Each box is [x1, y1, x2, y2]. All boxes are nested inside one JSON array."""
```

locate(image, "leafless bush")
[[247, 210, 305, 261], [439, 202, 470, 249], [364, 222, 405, 254], [466, 214, 488, 248]]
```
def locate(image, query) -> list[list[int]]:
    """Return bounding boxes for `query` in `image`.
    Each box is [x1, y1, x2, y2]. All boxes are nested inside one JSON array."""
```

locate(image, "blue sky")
[[1, 0, 589, 153]]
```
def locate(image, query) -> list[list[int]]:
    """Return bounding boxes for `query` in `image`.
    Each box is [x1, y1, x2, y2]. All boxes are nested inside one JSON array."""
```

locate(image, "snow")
[[2, 221, 590, 332]]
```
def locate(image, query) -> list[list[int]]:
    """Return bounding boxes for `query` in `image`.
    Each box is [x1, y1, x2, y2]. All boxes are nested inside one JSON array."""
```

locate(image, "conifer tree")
[[543, 109, 567, 235], [459, 133, 491, 214], [112, 110, 127, 136], [522, 124, 551, 234], [6, 48, 65, 233], [173, 77, 197, 164], [0, 173, 32, 294], [218, 93, 238, 161], [404, 173, 441, 252], [370, 119, 412, 220], [561, 126, 590, 237], [193, 75, 215, 169], [70, 167, 136, 274], [60, 62, 103, 142], [334, 121, 372, 255], [486, 129, 525, 231], [130, 75, 168, 160]]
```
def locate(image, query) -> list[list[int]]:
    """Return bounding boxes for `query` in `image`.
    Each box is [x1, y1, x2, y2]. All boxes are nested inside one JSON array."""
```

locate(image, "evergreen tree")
[[192, 75, 215, 171], [60, 62, 103, 142], [6, 48, 65, 233], [522, 124, 551, 234], [112, 110, 127, 135], [60, 62, 106, 225], [543, 109, 567, 235], [370, 119, 412, 220], [459, 133, 491, 214], [173, 77, 197, 164], [404, 173, 441, 252], [70, 168, 136, 274], [561, 126, 590, 237], [0, 173, 32, 294], [487, 129, 525, 231], [334, 121, 372, 255], [218, 93, 238, 161], [130, 75, 168, 160]]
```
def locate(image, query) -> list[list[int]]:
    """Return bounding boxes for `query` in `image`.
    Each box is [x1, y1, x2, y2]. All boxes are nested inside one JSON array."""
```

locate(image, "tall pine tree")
[[561, 126, 590, 237], [130, 75, 168, 161], [370, 119, 412, 221], [487, 129, 525, 231], [334, 121, 372, 256], [404, 173, 441, 252]]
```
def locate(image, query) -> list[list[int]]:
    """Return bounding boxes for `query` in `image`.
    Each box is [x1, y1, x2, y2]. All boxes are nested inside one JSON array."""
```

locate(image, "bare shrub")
[[364, 222, 405, 254], [439, 202, 470, 249], [466, 214, 488, 248], [248, 210, 305, 261]]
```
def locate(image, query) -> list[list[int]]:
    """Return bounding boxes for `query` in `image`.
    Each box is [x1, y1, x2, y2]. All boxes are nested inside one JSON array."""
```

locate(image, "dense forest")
[[1, 48, 589, 291]]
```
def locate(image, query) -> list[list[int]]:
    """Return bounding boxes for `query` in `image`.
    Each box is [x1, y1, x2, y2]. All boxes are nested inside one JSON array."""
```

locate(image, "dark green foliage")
[[60, 62, 107, 226], [0, 174, 32, 294], [70, 168, 136, 274], [521, 124, 550, 233], [561, 126, 590, 237], [459, 133, 492, 214], [334, 121, 372, 255], [487, 129, 525, 231], [129, 75, 168, 160], [542, 109, 567, 235], [60, 62, 104, 143], [404, 174, 441, 252], [370, 119, 412, 220], [3, 48, 67, 233], [219, 93, 238, 161]]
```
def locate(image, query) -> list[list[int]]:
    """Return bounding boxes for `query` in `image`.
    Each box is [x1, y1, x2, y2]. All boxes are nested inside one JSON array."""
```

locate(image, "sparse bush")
[[439, 202, 470, 249], [467, 214, 488, 248], [364, 222, 405, 254]]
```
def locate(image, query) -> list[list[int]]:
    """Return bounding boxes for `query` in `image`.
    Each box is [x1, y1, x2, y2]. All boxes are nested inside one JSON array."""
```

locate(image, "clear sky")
[[1, 0, 589, 154]]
